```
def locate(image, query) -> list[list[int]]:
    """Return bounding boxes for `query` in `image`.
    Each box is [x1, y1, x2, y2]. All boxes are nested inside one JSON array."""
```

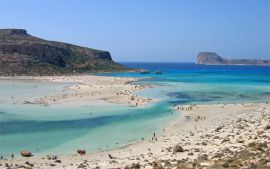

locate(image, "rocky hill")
[[0, 29, 130, 76], [197, 52, 270, 65]]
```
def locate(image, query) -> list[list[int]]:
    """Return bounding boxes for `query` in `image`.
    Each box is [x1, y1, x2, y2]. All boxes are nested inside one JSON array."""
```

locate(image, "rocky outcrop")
[[0, 29, 130, 75], [197, 52, 270, 65]]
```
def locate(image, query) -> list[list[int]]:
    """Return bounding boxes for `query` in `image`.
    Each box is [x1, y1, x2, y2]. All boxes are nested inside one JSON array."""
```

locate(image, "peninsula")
[[0, 29, 130, 76], [197, 52, 270, 65]]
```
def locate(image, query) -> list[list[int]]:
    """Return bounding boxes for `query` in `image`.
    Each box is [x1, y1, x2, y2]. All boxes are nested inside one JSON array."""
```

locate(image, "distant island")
[[0, 29, 130, 76], [197, 52, 270, 65]]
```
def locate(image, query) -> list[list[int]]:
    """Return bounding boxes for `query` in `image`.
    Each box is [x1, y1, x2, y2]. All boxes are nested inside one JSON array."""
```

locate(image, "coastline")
[[1, 102, 269, 168], [0, 75, 155, 107]]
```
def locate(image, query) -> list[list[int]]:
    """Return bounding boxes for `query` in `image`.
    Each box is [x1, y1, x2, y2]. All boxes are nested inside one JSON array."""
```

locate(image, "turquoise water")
[[0, 63, 269, 156], [102, 63, 270, 104], [0, 80, 175, 156]]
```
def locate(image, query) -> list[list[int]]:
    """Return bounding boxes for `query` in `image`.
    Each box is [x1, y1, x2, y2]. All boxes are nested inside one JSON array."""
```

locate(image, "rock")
[[221, 138, 230, 144], [25, 161, 34, 167], [108, 154, 115, 159], [215, 126, 223, 132], [196, 52, 270, 65], [201, 142, 207, 146], [248, 163, 257, 169], [214, 136, 220, 139], [21, 150, 32, 157], [197, 52, 222, 64], [51, 155, 57, 160], [173, 144, 184, 153], [188, 152, 194, 156], [197, 154, 208, 161], [211, 153, 223, 159], [248, 142, 256, 147], [236, 125, 244, 129], [236, 118, 243, 122], [258, 130, 264, 135], [165, 147, 172, 152], [77, 164, 87, 168], [264, 155, 270, 162], [222, 162, 229, 168], [265, 124, 270, 130], [152, 161, 164, 169], [257, 159, 268, 167], [258, 142, 267, 148], [77, 149, 86, 156], [128, 163, 140, 169], [55, 160, 61, 163], [267, 162, 270, 167], [236, 139, 244, 143]]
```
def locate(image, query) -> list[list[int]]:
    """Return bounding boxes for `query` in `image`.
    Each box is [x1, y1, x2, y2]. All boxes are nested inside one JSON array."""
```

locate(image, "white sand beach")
[[0, 75, 154, 107], [1, 0, 269, 168], [1, 101, 269, 168]]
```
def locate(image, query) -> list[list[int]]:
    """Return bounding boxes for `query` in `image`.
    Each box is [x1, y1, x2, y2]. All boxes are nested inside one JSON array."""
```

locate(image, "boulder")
[[173, 144, 184, 153], [21, 150, 32, 157]]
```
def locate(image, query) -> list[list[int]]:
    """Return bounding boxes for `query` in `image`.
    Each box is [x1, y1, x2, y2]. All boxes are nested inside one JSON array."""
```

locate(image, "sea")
[[0, 63, 269, 156]]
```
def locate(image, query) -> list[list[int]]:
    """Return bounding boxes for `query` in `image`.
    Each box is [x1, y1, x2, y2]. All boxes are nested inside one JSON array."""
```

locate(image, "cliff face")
[[196, 52, 225, 64], [197, 52, 270, 65], [0, 29, 129, 75]]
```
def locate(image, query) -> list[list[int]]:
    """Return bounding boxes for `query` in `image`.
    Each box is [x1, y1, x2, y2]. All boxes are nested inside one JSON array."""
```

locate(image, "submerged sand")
[[0, 75, 154, 107], [1, 102, 269, 168]]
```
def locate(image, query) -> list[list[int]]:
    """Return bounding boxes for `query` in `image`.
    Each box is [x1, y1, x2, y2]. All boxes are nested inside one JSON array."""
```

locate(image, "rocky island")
[[197, 52, 270, 65], [0, 29, 130, 76]]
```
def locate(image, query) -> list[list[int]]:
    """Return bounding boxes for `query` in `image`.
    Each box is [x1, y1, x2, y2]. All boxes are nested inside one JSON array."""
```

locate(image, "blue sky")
[[1, 0, 269, 62]]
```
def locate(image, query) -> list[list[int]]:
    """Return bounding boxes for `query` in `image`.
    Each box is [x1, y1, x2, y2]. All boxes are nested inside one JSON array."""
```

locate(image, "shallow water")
[[103, 63, 270, 104], [0, 80, 175, 156], [0, 63, 269, 156]]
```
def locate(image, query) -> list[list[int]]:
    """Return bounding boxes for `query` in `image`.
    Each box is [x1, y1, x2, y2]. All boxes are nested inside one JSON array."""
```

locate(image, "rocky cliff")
[[197, 52, 270, 65], [0, 29, 130, 75]]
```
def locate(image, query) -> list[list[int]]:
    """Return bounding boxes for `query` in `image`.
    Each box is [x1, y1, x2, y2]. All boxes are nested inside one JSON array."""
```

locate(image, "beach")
[[0, 75, 154, 107], [1, 1, 270, 168], [0, 74, 269, 169], [0, 71, 270, 169]]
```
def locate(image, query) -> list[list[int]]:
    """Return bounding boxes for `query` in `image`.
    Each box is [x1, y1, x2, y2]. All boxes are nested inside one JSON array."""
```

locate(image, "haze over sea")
[[0, 63, 269, 156]]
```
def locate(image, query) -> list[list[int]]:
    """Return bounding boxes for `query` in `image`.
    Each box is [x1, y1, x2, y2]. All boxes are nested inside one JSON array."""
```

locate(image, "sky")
[[0, 0, 270, 62]]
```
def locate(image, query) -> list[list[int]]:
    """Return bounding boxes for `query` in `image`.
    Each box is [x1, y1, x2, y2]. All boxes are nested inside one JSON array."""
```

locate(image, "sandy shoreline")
[[0, 76, 269, 168], [1, 102, 269, 168], [0, 75, 155, 107]]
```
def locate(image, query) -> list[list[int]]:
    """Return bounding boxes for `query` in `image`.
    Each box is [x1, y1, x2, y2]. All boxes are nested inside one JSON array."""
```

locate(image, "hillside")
[[0, 29, 130, 76]]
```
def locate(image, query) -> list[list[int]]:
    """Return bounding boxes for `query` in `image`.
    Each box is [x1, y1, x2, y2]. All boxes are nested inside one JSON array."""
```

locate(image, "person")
[[11, 153, 14, 159]]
